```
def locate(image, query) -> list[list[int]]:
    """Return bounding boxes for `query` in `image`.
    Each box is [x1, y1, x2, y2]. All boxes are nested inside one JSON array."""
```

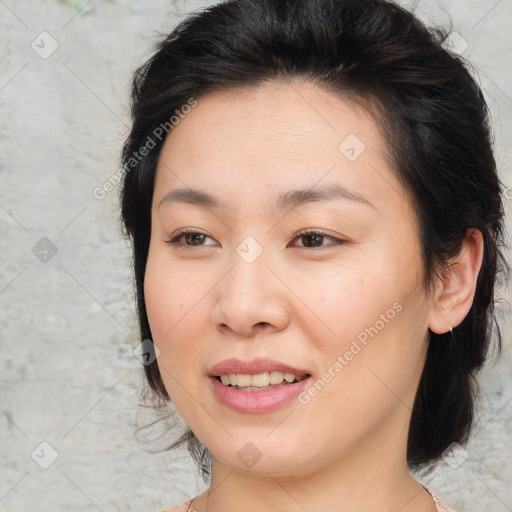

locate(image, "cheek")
[[143, 261, 173, 341], [144, 248, 203, 339], [294, 259, 424, 405], [143, 250, 213, 397], [293, 259, 391, 344]]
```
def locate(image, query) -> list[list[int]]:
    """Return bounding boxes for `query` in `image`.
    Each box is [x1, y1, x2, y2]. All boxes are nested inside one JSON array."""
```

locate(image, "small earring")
[[450, 326, 453, 333]]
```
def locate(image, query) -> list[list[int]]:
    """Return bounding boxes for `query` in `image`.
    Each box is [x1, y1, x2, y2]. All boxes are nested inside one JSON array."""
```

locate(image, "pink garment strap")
[[165, 489, 456, 512], [421, 484, 457, 512]]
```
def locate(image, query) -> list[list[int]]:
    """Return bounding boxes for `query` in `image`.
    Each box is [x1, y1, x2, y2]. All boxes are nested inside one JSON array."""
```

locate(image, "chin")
[[211, 440, 316, 477]]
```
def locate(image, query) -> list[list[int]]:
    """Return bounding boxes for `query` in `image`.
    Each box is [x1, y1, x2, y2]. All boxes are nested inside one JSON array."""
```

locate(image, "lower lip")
[[209, 376, 312, 413]]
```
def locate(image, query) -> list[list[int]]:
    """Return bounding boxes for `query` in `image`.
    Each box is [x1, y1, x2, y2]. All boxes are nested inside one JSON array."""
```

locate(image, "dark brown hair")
[[120, 0, 509, 480]]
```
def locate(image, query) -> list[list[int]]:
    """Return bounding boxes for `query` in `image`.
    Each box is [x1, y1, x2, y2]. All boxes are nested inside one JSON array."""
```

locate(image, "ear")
[[428, 228, 484, 335]]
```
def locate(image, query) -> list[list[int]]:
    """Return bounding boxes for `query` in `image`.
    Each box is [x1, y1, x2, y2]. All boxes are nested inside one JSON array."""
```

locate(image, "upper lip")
[[208, 357, 311, 377]]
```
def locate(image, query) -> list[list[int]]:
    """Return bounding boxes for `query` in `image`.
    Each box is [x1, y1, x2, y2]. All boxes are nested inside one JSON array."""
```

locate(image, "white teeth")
[[236, 374, 252, 387], [269, 371, 284, 385], [251, 372, 270, 387], [218, 371, 308, 388]]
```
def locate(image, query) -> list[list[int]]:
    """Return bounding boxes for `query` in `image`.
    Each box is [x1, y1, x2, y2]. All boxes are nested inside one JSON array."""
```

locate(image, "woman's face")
[[144, 80, 434, 476]]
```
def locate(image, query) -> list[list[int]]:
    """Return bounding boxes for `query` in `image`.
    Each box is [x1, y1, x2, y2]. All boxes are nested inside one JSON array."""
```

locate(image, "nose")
[[211, 245, 291, 338]]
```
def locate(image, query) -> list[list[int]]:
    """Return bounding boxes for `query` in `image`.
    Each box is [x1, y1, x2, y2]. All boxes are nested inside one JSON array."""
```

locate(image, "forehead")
[[154, 80, 411, 217]]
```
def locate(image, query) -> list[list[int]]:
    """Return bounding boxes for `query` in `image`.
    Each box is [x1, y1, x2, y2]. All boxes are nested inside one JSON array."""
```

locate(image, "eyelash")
[[163, 228, 346, 250]]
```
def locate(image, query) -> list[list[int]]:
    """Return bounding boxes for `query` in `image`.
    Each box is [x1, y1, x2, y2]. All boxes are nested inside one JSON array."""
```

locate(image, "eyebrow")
[[158, 182, 375, 212]]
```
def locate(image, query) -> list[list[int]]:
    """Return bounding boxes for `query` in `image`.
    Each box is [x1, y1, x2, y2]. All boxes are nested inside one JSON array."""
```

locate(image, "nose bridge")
[[225, 236, 269, 307], [212, 235, 289, 335]]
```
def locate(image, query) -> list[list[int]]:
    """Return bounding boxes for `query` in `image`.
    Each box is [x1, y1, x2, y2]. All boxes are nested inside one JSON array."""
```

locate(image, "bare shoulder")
[[159, 500, 193, 512]]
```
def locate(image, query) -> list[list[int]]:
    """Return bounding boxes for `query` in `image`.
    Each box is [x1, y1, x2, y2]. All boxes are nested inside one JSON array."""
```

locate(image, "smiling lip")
[[208, 357, 312, 413], [208, 357, 311, 377], [209, 376, 311, 413]]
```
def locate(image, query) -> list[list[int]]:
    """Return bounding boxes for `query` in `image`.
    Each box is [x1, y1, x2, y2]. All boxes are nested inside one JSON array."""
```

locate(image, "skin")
[[144, 79, 484, 512]]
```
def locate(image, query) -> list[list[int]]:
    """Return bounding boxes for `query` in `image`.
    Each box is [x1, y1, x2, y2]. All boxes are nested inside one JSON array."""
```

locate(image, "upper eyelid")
[[291, 231, 341, 247], [169, 229, 218, 245]]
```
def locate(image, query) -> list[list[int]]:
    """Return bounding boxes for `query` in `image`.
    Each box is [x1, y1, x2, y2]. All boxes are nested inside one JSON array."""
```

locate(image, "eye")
[[164, 228, 346, 251], [164, 229, 218, 249], [290, 229, 345, 249]]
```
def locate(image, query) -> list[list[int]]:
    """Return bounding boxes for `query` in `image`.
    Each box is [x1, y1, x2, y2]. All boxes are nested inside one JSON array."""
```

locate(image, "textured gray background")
[[0, 1, 511, 511]]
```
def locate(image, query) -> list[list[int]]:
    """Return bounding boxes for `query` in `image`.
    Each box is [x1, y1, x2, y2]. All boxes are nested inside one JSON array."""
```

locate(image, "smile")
[[210, 373, 312, 413], [217, 371, 309, 391]]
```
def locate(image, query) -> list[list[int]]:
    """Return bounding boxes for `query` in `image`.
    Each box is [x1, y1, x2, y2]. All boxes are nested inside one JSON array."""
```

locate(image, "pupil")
[[186, 233, 204, 245], [304, 234, 322, 247]]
